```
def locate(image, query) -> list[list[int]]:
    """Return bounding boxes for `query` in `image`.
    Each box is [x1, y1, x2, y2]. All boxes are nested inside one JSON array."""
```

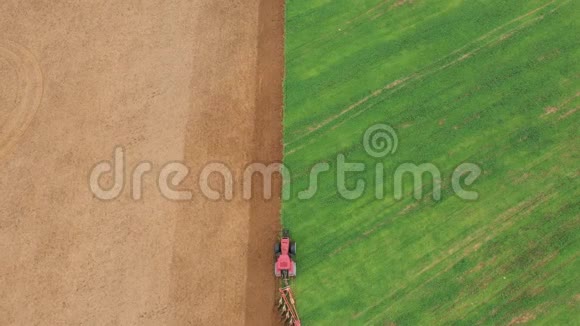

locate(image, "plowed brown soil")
[[0, 0, 283, 325]]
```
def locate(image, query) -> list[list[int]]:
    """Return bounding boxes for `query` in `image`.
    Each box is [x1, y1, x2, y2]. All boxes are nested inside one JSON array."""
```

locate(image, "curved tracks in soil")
[[0, 40, 43, 158]]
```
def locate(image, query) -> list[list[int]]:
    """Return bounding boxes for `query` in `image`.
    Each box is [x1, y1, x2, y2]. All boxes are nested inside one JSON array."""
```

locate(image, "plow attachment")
[[277, 285, 301, 326]]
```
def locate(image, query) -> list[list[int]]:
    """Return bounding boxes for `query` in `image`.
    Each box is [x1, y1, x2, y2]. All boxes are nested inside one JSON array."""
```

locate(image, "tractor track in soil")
[[245, 0, 285, 324]]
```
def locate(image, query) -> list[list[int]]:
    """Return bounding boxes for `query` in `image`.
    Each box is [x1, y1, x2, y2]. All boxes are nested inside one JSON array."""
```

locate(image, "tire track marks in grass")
[[352, 190, 556, 323], [476, 250, 579, 325], [555, 91, 580, 120], [289, 0, 560, 151], [541, 91, 579, 117], [416, 193, 554, 279], [559, 108, 577, 120], [368, 175, 578, 324], [285, 0, 563, 155]]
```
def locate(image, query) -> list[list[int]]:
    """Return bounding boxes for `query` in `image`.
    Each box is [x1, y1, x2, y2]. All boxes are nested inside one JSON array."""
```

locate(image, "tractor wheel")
[[290, 242, 296, 255], [274, 243, 281, 254]]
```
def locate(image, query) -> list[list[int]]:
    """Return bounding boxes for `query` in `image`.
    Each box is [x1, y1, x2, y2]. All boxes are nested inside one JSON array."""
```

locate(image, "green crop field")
[[282, 0, 579, 324]]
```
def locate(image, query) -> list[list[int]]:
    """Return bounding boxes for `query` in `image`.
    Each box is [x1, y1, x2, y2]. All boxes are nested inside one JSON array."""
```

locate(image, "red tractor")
[[275, 229, 297, 278], [274, 229, 301, 326]]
